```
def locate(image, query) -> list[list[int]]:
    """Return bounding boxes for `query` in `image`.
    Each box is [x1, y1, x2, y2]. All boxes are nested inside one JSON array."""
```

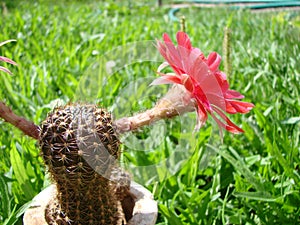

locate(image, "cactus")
[[39, 104, 131, 225], [0, 32, 254, 224]]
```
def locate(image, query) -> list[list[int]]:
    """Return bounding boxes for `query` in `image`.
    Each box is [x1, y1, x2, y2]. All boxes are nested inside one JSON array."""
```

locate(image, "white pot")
[[23, 181, 157, 225]]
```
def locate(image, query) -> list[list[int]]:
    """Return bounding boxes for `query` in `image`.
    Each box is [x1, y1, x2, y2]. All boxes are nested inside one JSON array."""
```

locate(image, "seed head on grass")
[[151, 32, 254, 135]]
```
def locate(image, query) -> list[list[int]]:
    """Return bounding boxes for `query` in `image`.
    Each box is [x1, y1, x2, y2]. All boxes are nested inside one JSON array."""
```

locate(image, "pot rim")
[[23, 182, 157, 225]]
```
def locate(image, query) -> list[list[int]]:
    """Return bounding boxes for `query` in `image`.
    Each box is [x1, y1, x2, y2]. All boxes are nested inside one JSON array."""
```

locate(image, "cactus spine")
[[39, 104, 130, 225]]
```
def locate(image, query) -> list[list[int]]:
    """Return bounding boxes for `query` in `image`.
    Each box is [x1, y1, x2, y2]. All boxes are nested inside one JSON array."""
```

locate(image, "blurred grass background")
[[0, 0, 299, 224]]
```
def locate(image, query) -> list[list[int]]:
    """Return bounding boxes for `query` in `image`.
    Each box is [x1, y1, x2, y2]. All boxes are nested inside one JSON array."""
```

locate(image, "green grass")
[[0, 1, 299, 224]]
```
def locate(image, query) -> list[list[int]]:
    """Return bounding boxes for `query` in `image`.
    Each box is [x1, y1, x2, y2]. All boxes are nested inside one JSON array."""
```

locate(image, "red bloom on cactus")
[[0, 40, 17, 75], [151, 32, 254, 134]]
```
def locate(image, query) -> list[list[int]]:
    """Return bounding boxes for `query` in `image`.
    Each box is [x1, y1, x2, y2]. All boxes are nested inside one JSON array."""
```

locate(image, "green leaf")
[[0, 174, 11, 219], [233, 191, 283, 203], [3, 201, 32, 225], [208, 144, 267, 192], [3, 204, 18, 225], [158, 204, 182, 225], [10, 147, 35, 200]]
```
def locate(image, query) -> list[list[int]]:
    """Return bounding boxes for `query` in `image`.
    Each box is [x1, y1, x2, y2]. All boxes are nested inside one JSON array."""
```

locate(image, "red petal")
[[189, 55, 210, 84], [163, 33, 173, 43], [211, 106, 244, 133], [205, 93, 226, 112], [207, 52, 221, 72], [214, 72, 229, 92], [226, 100, 254, 114], [156, 40, 168, 61], [177, 45, 191, 72], [195, 103, 208, 130], [195, 92, 212, 114], [225, 90, 244, 99], [176, 31, 192, 50], [164, 42, 182, 71], [225, 101, 238, 114], [181, 74, 194, 93], [191, 48, 203, 59], [150, 74, 182, 86]]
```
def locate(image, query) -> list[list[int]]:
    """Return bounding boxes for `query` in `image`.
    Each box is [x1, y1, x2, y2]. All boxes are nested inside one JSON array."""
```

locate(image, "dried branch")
[[0, 101, 40, 140]]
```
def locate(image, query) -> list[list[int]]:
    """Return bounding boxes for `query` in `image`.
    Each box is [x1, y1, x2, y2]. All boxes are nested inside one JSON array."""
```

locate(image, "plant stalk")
[[0, 101, 39, 139], [114, 85, 195, 133]]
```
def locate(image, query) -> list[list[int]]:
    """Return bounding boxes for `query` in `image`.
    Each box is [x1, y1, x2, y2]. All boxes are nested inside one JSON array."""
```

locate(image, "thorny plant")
[[0, 32, 254, 224]]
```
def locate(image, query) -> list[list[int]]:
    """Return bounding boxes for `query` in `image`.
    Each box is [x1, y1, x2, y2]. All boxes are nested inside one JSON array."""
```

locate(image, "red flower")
[[0, 40, 17, 75], [151, 32, 254, 134]]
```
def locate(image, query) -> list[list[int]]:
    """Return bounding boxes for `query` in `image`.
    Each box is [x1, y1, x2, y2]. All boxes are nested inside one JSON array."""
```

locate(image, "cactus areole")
[[39, 104, 132, 225]]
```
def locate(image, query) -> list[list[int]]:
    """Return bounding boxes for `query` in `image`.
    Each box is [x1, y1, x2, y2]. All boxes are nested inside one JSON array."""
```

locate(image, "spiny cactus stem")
[[0, 101, 39, 139], [114, 85, 195, 133]]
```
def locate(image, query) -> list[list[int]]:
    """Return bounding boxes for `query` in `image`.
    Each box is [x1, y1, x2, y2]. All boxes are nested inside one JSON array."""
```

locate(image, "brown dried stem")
[[0, 101, 40, 139]]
